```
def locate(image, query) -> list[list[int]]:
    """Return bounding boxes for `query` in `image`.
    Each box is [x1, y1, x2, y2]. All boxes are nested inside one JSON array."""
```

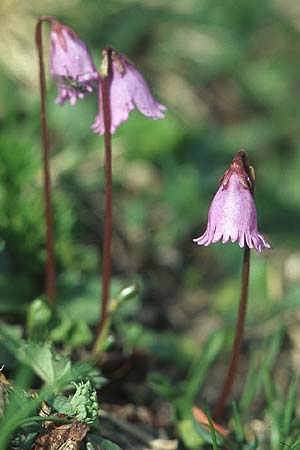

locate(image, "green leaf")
[[17, 342, 71, 385], [177, 418, 204, 449], [18, 342, 55, 384], [87, 435, 123, 450], [68, 320, 93, 349], [52, 396, 75, 416], [69, 381, 99, 424]]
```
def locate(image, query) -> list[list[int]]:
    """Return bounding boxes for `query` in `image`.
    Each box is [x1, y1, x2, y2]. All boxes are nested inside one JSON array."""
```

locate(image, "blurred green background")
[[0, 0, 300, 352]]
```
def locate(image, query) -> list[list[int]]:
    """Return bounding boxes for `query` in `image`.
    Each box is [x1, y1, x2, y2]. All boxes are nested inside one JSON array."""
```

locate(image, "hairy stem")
[[35, 17, 56, 308], [93, 60, 112, 355], [213, 245, 251, 419]]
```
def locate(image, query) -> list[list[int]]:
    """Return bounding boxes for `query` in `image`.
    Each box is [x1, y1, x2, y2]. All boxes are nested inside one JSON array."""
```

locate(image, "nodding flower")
[[50, 19, 99, 105], [92, 47, 166, 135], [193, 151, 270, 253]]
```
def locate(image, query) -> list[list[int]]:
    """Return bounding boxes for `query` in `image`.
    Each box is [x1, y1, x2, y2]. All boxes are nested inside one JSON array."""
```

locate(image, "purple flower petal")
[[193, 152, 270, 253], [92, 50, 166, 135], [50, 20, 98, 105]]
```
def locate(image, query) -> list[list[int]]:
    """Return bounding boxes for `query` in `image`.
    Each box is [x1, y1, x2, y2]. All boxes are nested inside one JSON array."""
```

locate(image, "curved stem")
[[35, 17, 56, 308], [93, 61, 112, 355], [213, 245, 251, 419]]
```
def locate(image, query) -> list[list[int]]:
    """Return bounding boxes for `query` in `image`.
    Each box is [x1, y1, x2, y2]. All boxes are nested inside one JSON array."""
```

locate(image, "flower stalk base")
[[213, 245, 251, 418]]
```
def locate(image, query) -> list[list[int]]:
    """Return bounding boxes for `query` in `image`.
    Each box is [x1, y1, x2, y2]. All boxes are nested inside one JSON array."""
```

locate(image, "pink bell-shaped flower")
[[92, 47, 166, 135], [193, 151, 270, 253], [50, 19, 99, 105]]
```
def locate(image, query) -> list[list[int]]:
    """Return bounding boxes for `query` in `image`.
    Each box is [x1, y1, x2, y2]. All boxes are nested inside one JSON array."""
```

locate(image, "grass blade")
[[282, 373, 298, 438], [204, 400, 219, 450]]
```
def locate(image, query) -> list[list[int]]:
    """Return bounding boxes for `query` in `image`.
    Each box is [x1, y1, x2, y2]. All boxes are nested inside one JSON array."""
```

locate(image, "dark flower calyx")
[[100, 46, 127, 78], [220, 151, 254, 193]]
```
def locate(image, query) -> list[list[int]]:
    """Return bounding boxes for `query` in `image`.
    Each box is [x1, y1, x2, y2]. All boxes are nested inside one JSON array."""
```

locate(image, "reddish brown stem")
[[94, 61, 113, 350], [35, 17, 56, 307], [213, 245, 251, 419]]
